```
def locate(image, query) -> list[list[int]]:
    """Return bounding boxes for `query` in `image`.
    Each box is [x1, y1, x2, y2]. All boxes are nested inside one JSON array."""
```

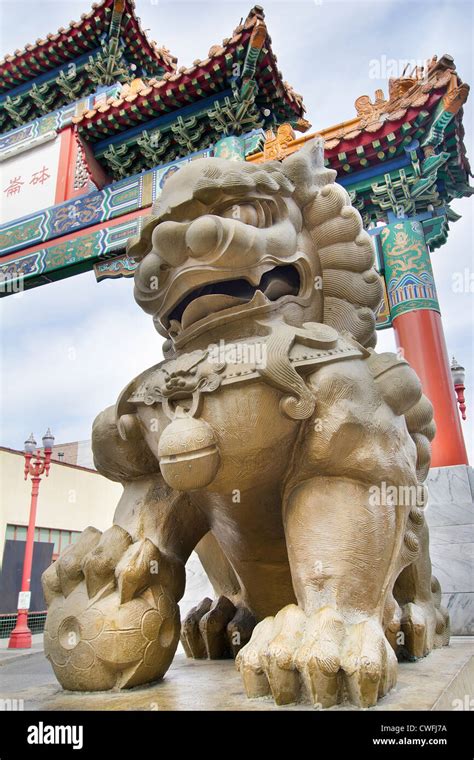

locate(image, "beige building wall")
[[0, 448, 214, 618], [50, 440, 94, 469], [0, 447, 123, 568]]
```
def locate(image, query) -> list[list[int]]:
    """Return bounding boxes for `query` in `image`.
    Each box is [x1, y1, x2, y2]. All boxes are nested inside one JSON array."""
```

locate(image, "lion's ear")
[[281, 138, 336, 207]]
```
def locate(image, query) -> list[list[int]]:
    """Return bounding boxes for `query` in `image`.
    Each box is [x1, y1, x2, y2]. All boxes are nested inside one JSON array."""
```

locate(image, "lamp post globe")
[[42, 429, 55, 451], [24, 434, 37, 454]]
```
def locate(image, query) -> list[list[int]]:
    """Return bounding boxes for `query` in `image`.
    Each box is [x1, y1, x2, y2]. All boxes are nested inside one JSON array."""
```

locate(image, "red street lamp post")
[[8, 429, 55, 649], [451, 357, 467, 421]]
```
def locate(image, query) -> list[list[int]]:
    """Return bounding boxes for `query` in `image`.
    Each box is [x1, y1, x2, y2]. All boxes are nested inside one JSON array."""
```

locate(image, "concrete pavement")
[[0, 633, 44, 667], [0, 636, 472, 711]]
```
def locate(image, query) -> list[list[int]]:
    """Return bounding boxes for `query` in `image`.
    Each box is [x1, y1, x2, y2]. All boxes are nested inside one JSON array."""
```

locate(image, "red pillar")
[[393, 310, 468, 466], [380, 218, 468, 467], [54, 126, 75, 204]]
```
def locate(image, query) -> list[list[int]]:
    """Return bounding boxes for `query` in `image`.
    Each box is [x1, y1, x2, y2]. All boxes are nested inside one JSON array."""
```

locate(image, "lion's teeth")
[[262, 275, 293, 300], [251, 290, 269, 307], [181, 294, 247, 329], [168, 319, 182, 336], [246, 271, 262, 286]]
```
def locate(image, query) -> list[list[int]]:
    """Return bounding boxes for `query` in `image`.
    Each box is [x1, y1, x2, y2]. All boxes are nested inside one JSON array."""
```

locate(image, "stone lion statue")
[[42, 138, 449, 708]]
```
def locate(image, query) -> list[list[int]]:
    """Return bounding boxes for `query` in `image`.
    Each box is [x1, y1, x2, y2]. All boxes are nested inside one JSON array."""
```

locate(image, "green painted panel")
[[380, 219, 439, 320]]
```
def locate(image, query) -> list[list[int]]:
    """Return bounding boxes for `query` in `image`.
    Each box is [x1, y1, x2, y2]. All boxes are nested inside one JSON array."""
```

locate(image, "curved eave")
[[73, 11, 306, 143], [0, 0, 176, 96]]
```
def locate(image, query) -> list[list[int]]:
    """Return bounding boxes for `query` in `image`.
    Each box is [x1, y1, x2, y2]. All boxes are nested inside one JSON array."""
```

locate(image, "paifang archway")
[[0, 3, 471, 465]]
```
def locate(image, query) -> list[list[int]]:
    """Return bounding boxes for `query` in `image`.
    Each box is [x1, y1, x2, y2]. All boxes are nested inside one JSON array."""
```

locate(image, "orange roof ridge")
[[247, 53, 468, 162]]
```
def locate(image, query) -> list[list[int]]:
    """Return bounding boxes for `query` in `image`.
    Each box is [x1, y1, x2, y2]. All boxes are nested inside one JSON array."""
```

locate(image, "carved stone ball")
[[158, 415, 220, 490]]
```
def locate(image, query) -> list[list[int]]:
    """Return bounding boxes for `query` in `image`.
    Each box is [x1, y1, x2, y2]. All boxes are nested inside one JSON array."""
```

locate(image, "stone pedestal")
[[426, 465, 474, 635]]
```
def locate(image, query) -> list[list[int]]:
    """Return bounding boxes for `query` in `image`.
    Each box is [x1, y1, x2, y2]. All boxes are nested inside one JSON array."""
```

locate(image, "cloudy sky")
[[0, 0, 472, 460]]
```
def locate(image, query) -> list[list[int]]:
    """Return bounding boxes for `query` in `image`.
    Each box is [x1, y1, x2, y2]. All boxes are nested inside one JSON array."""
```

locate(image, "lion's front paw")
[[42, 526, 181, 691], [236, 605, 397, 708]]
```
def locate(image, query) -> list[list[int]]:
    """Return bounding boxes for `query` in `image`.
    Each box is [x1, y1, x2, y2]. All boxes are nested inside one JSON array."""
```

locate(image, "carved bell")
[[158, 414, 220, 490]]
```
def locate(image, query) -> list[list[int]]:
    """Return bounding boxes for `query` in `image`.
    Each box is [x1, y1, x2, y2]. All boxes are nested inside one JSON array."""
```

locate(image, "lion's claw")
[[42, 527, 181, 691], [181, 596, 256, 659], [236, 604, 397, 707]]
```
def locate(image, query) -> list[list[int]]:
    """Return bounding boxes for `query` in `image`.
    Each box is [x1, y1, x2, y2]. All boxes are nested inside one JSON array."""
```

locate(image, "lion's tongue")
[[181, 294, 249, 329]]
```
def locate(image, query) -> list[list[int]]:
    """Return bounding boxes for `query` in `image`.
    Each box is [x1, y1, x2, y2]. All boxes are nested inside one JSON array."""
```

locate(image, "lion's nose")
[[152, 221, 187, 265], [185, 216, 223, 258]]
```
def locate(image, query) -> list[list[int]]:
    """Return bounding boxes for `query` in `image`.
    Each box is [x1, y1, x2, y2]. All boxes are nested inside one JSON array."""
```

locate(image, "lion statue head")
[[128, 138, 383, 353]]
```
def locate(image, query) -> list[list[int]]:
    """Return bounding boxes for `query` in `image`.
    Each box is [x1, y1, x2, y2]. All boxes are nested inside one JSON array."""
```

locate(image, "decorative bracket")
[[171, 116, 205, 153], [137, 129, 172, 165], [208, 85, 264, 136], [103, 142, 136, 179]]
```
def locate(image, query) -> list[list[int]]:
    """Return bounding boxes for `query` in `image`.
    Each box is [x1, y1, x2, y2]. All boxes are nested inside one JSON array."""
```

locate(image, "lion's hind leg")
[[393, 394, 450, 659]]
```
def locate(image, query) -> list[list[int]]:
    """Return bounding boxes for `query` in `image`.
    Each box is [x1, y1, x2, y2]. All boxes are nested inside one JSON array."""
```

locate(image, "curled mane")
[[282, 139, 383, 348]]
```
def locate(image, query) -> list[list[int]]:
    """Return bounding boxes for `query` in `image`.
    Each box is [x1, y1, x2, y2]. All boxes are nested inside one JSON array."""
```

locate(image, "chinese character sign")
[[0, 137, 60, 225]]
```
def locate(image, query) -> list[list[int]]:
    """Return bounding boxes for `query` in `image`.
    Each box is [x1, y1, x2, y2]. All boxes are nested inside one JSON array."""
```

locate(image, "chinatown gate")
[[0, 0, 472, 469]]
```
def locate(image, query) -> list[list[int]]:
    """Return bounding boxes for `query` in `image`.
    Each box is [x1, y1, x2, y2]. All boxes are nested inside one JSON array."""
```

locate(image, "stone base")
[[426, 465, 474, 635], [3, 639, 472, 711]]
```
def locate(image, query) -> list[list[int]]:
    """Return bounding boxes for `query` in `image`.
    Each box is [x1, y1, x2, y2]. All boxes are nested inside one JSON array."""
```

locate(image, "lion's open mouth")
[[166, 264, 300, 330]]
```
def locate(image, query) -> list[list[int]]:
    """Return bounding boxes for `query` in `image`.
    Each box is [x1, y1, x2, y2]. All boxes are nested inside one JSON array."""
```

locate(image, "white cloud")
[[0, 273, 162, 447]]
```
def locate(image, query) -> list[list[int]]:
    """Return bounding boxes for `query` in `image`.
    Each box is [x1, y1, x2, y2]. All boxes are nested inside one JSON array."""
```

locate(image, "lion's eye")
[[220, 203, 259, 226], [218, 199, 284, 227]]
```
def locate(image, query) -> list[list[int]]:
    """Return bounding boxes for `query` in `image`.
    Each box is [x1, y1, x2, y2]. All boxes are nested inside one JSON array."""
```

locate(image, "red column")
[[380, 218, 468, 466], [55, 126, 75, 204], [393, 309, 468, 466]]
